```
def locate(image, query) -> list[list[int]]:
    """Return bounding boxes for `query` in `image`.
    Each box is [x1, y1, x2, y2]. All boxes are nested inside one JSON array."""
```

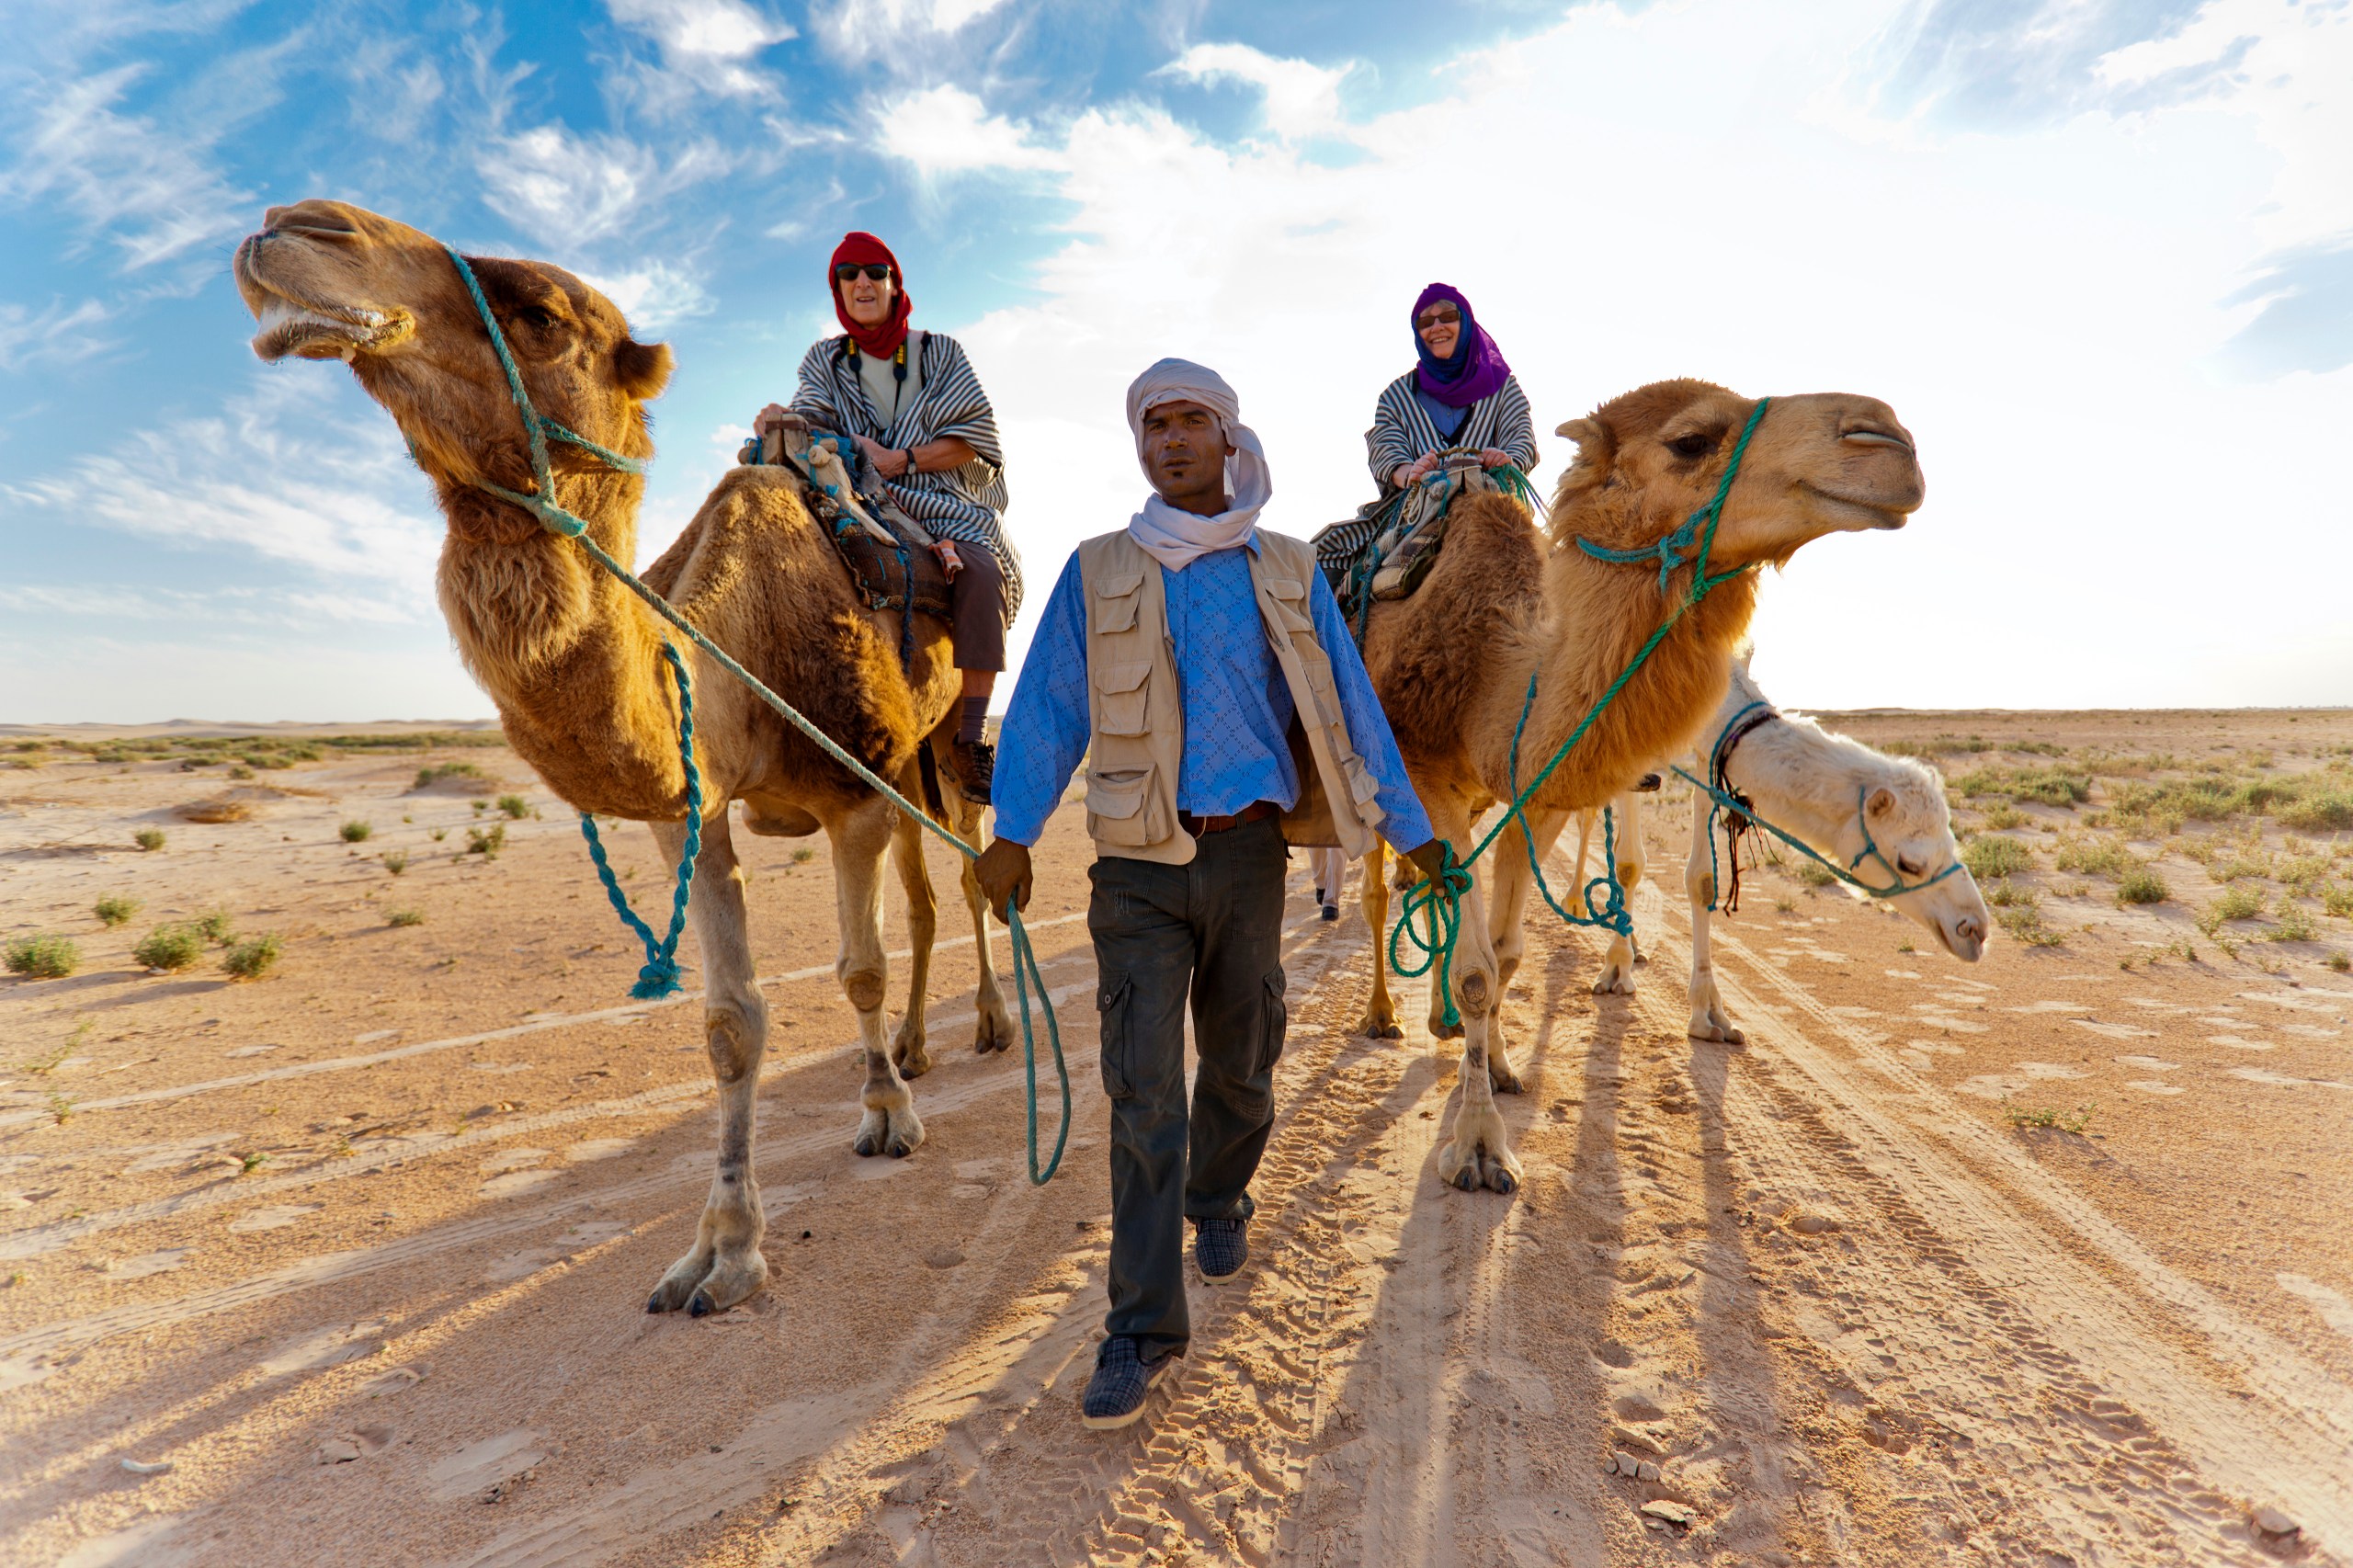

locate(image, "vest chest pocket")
[[1093, 659, 1152, 737], [1093, 571, 1145, 634], [1261, 577, 1316, 636]]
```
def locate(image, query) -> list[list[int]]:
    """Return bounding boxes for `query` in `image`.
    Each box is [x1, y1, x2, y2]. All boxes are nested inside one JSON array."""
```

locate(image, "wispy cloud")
[[808, 0, 1017, 67], [871, 84, 1064, 176], [476, 122, 739, 250], [580, 258, 718, 331], [1866, 0, 2225, 127], [1159, 43, 1352, 142], [0, 297, 115, 371], [606, 0, 795, 105], [0, 63, 254, 270]]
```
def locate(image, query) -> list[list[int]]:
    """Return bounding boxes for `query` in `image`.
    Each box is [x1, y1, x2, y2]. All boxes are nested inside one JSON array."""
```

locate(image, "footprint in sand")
[[124, 1134, 239, 1174], [0, 1355, 58, 1394], [2277, 1274, 2353, 1342], [483, 1248, 566, 1283], [257, 1321, 386, 1378], [229, 1203, 322, 1233], [479, 1169, 560, 1199], [2068, 1019, 2157, 1040], [2009, 1000, 2093, 1015], [565, 1138, 634, 1164], [426, 1428, 549, 1501], [2126, 1080, 2185, 1096], [103, 1248, 193, 1280], [2124, 996, 2191, 1013], [225, 1045, 280, 1059], [1884, 969, 1921, 980], [353, 1029, 400, 1045], [2278, 1024, 2343, 1040], [2018, 1062, 2088, 1080], [2208, 1035, 2275, 1052], [471, 1062, 534, 1075], [2116, 1055, 2178, 1072], [480, 1148, 550, 1174], [56, 1514, 197, 1568], [2231, 1066, 2351, 1091]]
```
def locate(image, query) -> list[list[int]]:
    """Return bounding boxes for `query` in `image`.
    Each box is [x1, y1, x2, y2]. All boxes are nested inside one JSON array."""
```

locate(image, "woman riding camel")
[[754, 232, 1017, 802]]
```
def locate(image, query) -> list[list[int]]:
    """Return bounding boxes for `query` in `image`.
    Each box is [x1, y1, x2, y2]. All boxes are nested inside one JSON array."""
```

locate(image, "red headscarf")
[[829, 231, 913, 358]]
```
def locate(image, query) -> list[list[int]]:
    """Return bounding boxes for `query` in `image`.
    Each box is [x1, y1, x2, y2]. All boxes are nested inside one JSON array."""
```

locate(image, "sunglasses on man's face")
[[1415, 307, 1461, 330], [835, 263, 892, 284]]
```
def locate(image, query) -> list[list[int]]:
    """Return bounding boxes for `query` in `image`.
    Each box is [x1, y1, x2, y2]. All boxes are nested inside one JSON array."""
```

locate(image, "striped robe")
[[1316, 371, 1540, 570], [790, 331, 1022, 617]]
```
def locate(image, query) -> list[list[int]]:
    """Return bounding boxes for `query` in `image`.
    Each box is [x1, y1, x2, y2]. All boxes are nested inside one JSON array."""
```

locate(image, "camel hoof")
[[647, 1244, 767, 1315], [1591, 971, 1633, 997], [1431, 1019, 1465, 1041], [1489, 1064, 1525, 1096], [973, 1003, 1015, 1056], [893, 1036, 932, 1080], [688, 1292, 712, 1318], [1450, 1164, 1480, 1193], [1354, 1010, 1401, 1040], [1484, 1161, 1518, 1195]]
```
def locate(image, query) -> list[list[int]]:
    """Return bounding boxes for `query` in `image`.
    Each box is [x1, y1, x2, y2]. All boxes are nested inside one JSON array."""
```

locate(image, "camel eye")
[[1899, 856, 1924, 877], [517, 305, 558, 331], [1666, 432, 1714, 459]]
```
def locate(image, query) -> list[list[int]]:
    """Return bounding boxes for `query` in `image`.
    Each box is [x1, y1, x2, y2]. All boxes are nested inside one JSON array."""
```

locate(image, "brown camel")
[[1353, 380, 1925, 1193], [232, 199, 1014, 1317]]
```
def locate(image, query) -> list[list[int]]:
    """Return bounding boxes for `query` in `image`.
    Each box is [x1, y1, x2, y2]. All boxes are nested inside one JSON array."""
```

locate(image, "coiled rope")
[[436, 244, 1069, 1186]]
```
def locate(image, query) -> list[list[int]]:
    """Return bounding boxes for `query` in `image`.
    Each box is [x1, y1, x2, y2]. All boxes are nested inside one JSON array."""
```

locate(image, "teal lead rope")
[[577, 640, 703, 999], [435, 244, 1069, 1186], [1389, 400, 1771, 1029]]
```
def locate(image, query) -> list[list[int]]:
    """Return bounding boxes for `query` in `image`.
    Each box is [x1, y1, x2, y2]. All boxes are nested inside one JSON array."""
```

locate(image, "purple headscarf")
[[1411, 282, 1510, 409]]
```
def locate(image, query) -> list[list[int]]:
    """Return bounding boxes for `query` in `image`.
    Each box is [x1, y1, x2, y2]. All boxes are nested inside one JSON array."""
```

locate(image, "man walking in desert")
[[977, 359, 1448, 1430]]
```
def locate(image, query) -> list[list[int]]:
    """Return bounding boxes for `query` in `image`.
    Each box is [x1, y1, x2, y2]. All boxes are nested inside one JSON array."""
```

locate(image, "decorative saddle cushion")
[[739, 425, 950, 621]]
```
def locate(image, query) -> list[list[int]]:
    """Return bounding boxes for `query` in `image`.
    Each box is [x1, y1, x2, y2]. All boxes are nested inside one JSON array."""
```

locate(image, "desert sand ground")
[[2, 711, 2349, 1567]]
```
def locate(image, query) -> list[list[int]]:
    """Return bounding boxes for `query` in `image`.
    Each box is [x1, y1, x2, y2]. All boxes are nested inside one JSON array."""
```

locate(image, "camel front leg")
[[887, 776, 938, 1080], [955, 795, 1015, 1054], [1591, 792, 1643, 995], [1686, 788, 1744, 1044], [1428, 810, 1521, 1196], [1480, 808, 1566, 1096], [1355, 840, 1404, 1040], [835, 800, 925, 1158], [647, 810, 773, 1317]]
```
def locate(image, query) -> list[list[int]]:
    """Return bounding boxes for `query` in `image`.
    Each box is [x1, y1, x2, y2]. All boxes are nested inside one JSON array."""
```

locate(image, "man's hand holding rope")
[[977, 836, 1033, 924]]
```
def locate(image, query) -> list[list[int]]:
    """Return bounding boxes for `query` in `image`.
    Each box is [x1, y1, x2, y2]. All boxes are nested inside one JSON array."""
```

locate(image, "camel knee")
[[1688, 866, 1715, 907], [702, 1000, 767, 1084], [1458, 968, 1493, 1018], [842, 967, 886, 1013]]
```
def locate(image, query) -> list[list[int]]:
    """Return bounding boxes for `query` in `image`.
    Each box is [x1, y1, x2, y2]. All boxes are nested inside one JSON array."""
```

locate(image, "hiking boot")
[[1194, 1216, 1248, 1281], [1321, 903, 1340, 923], [1082, 1336, 1174, 1430], [953, 740, 995, 806]]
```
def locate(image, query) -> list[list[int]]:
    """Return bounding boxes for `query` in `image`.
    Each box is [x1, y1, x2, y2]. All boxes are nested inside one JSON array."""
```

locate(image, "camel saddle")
[[738, 421, 950, 623], [1314, 449, 1504, 634]]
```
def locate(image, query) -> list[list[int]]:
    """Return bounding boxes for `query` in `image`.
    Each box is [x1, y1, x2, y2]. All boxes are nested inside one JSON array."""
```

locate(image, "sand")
[[1, 713, 2347, 1566]]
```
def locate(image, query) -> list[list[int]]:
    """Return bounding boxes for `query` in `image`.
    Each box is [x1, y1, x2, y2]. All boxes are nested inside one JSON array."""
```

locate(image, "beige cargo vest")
[[1076, 528, 1387, 866]]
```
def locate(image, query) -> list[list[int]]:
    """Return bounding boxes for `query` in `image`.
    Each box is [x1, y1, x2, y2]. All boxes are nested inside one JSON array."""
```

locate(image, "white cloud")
[[810, 0, 1017, 65], [0, 297, 114, 370], [605, 0, 796, 107], [1160, 42, 1351, 142], [872, 84, 1063, 176], [933, 2, 2352, 709], [581, 259, 717, 332], [476, 124, 737, 250], [0, 63, 253, 271]]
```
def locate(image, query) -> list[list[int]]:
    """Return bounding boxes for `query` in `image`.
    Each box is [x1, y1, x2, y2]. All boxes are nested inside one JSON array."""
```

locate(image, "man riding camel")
[[755, 232, 1017, 802], [977, 359, 1447, 1431]]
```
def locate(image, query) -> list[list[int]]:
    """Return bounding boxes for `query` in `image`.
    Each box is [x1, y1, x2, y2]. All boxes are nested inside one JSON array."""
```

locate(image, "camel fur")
[[1352, 381, 1926, 1195], [233, 199, 1013, 1317], [1526, 658, 1989, 1045]]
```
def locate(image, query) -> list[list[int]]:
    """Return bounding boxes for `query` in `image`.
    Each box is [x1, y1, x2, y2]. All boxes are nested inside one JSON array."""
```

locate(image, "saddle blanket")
[[740, 426, 950, 621]]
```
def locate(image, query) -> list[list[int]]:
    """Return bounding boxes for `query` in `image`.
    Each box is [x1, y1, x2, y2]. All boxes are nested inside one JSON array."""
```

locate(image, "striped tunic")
[[790, 331, 1021, 617], [1315, 371, 1541, 572]]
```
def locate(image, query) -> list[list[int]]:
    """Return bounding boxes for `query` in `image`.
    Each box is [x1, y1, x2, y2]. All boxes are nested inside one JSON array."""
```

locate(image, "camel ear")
[[615, 338, 673, 402], [1867, 786, 1897, 818], [1556, 416, 1612, 469]]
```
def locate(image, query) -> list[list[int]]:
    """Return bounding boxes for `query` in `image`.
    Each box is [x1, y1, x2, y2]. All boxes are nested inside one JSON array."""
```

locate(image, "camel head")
[[1847, 763, 1990, 962], [1552, 380, 1923, 579], [232, 199, 673, 513]]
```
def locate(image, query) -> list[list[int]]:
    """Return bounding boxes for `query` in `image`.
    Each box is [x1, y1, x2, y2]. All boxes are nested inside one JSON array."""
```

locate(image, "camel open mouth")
[[234, 240, 411, 363]]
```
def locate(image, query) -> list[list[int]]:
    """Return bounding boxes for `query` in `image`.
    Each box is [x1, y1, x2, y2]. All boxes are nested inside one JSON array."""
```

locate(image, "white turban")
[[1123, 357, 1273, 572]]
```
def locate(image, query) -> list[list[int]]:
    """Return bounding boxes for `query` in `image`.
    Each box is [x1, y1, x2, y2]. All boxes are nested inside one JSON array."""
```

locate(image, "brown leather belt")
[[1180, 801, 1279, 836]]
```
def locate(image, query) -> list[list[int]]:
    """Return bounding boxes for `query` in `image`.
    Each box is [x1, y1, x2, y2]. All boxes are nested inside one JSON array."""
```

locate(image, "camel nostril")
[[1841, 426, 1912, 452]]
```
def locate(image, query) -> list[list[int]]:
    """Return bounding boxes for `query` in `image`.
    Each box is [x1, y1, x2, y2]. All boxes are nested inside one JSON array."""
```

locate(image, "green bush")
[[2054, 835, 2134, 878], [2279, 790, 2353, 832], [2199, 885, 2267, 936], [5, 936, 79, 980], [1795, 858, 1837, 889], [466, 822, 506, 858], [1979, 802, 2027, 830], [339, 820, 373, 843], [191, 909, 235, 943], [415, 761, 487, 788], [382, 851, 409, 876], [2325, 883, 2353, 918], [1964, 836, 2033, 880], [2116, 868, 2168, 905], [495, 794, 531, 820], [222, 934, 282, 981], [132, 925, 204, 971], [133, 829, 165, 852], [227, 764, 256, 780], [387, 908, 425, 927], [94, 894, 142, 927]]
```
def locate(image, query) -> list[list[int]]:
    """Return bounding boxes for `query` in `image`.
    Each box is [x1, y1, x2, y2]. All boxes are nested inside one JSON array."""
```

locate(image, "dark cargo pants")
[[1088, 813, 1289, 1361]]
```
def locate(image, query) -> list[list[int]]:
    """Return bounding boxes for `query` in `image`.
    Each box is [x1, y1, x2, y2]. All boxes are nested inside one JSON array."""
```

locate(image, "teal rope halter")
[[1672, 762, 1967, 904], [1389, 399, 1769, 1028], [434, 245, 1070, 1185], [1346, 453, 1540, 648]]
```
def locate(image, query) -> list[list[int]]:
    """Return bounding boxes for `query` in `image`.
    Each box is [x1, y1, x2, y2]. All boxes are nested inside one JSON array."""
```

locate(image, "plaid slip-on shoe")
[[1082, 1335, 1175, 1430], [1193, 1216, 1248, 1282]]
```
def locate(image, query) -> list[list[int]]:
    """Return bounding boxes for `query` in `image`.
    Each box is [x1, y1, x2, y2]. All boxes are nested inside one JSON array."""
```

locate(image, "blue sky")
[[2, 0, 2347, 722]]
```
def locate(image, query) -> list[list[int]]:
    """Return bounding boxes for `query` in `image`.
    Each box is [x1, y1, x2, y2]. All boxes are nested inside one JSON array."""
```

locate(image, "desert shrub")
[[2205, 855, 2270, 884], [2279, 790, 2353, 832], [387, 908, 425, 927], [191, 908, 235, 943], [1987, 878, 2033, 909], [239, 751, 291, 771], [495, 794, 531, 819], [1995, 901, 2063, 947], [2324, 884, 2353, 918], [415, 761, 487, 788], [2004, 1101, 2095, 1132], [94, 894, 141, 927], [2199, 885, 2266, 935], [2054, 835, 2134, 878], [1885, 733, 1993, 758], [429, 828, 447, 842], [791, 846, 816, 864], [1979, 802, 2027, 830], [2272, 903, 2317, 942], [133, 829, 165, 852], [132, 925, 204, 971], [1795, 858, 1837, 889], [227, 764, 256, 779], [382, 850, 409, 875], [1964, 836, 2033, 880], [339, 820, 373, 843], [221, 934, 282, 980], [2331, 951, 2350, 972], [466, 822, 506, 858], [2116, 868, 2168, 905], [5, 936, 78, 980]]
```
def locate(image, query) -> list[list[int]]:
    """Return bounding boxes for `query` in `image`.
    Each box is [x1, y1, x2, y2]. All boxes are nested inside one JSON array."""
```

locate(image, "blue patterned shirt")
[[992, 535, 1435, 852]]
